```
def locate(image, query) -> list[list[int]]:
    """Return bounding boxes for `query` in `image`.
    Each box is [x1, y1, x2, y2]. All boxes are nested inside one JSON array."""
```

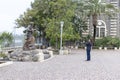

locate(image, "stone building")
[[96, 0, 120, 38], [73, 0, 120, 38]]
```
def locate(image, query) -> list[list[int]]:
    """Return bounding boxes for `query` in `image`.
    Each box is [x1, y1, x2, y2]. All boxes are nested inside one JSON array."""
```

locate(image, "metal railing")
[[1, 46, 22, 52]]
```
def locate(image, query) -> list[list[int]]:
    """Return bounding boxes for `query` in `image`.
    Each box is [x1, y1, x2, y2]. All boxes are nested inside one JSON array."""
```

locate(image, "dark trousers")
[[86, 49, 91, 60]]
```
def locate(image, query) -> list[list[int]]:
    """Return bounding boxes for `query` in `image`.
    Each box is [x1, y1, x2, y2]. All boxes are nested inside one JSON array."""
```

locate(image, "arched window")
[[96, 20, 107, 38]]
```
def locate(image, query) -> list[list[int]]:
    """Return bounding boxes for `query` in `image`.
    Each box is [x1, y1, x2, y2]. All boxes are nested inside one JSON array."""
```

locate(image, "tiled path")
[[0, 49, 120, 80]]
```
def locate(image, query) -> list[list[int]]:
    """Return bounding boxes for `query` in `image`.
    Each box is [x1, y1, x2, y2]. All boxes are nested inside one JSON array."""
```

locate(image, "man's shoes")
[[85, 60, 90, 61]]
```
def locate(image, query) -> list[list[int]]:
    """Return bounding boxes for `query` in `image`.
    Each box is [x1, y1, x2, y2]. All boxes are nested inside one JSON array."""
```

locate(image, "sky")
[[0, 0, 34, 35]]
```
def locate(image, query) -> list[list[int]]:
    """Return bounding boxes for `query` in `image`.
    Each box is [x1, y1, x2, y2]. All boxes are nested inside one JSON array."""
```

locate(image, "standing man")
[[86, 39, 92, 61]]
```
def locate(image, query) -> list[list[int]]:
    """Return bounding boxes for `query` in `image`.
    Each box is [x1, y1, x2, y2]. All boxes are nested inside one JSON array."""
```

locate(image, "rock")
[[32, 50, 44, 62], [43, 50, 49, 54], [8, 49, 45, 62], [6, 49, 53, 62], [44, 54, 50, 59], [37, 50, 44, 61], [48, 51, 53, 57], [22, 55, 32, 61]]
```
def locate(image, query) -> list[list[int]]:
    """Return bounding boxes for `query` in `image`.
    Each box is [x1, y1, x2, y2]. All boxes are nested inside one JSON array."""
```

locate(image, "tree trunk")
[[93, 24, 96, 43], [55, 37, 58, 49], [92, 14, 97, 44]]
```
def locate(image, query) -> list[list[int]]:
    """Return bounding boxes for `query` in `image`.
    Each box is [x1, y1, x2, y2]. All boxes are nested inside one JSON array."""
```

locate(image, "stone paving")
[[0, 49, 120, 80]]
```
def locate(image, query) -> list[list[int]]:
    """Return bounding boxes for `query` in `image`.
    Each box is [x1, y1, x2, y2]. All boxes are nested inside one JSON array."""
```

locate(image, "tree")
[[15, 0, 80, 48], [72, 0, 91, 45], [45, 0, 80, 47], [72, 14, 87, 38], [0, 32, 13, 47], [82, 0, 119, 43]]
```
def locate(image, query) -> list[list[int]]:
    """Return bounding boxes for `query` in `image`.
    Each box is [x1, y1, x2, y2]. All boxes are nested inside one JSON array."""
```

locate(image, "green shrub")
[[0, 53, 7, 58], [92, 46, 99, 49], [107, 38, 120, 47], [95, 37, 120, 47], [94, 39, 103, 47]]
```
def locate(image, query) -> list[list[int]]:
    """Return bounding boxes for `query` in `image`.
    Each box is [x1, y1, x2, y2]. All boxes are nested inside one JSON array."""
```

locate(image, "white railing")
[[1, 46, 22, 52]]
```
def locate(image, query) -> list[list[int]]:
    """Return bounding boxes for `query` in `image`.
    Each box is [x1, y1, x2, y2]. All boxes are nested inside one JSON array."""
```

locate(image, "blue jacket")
[[86, 42, 92, 50]]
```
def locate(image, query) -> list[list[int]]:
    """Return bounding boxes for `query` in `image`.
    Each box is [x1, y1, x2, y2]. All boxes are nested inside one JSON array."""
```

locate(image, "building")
[[73, 0, 120, 38], [97, 0, 120, 38]]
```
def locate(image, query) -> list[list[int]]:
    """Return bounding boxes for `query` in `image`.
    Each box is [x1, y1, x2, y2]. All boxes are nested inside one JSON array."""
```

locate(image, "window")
[[96, 20, 106, 38], [100, 28, 105, 37], [96, 28, 99, 37]]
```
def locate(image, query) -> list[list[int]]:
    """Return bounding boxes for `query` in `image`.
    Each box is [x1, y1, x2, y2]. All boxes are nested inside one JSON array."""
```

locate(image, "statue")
[[23, 24, 36, 50]]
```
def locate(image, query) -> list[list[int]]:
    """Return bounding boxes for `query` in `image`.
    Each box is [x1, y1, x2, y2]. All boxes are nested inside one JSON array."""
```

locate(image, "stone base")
[[104, 47, 107, 50], [114, 47, 117, 50], [59, 49, 70, 55], [99, 47, 102, 50]]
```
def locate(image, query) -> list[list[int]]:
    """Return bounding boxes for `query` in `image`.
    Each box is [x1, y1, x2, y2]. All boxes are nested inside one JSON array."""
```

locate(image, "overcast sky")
[[0, 0, 34, 35]]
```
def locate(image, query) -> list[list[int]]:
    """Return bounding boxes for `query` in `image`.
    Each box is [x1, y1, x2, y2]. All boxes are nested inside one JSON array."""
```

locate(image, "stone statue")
[[23, 24, 36, 50]]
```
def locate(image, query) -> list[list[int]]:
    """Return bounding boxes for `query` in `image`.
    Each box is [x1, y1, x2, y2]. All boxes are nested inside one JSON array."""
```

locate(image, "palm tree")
[[74, 1, 88, 37], [0, 32, 13, 47], [83, 0, 119, 43]]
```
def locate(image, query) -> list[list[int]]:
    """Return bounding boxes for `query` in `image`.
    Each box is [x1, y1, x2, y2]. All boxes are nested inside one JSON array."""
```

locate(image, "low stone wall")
[[68, 45, 120, 50], [96, 47, 119, 50], [82, 46, 120, 50]]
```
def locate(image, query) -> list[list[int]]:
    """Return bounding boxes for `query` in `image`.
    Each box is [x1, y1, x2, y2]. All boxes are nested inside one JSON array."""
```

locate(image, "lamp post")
[[60, 21, 64, 55]]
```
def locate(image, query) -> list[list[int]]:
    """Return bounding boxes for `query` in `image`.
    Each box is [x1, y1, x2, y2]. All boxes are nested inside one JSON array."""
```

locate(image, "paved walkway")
[[0, 49, 120, 80]]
